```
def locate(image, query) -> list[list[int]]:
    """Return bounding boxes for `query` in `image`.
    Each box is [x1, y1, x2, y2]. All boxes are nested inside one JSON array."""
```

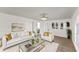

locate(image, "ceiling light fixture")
[[41, 13, 48, 21]]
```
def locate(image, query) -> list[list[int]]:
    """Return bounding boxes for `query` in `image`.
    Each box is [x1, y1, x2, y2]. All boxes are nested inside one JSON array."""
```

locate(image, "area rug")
[[56, 45, 75, 52], [40, 42, 59, 52]]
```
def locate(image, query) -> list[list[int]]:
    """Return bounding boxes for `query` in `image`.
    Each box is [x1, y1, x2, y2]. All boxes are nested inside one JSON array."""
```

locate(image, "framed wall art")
[[56, 22, 58, 29], [11, 23, 25, 32], [52, 22, 55, 29], [60, 22, 63, 29]]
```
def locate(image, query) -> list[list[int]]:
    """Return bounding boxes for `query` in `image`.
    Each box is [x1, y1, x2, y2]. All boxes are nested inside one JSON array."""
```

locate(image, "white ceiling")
[[0, 7, 77, 20]]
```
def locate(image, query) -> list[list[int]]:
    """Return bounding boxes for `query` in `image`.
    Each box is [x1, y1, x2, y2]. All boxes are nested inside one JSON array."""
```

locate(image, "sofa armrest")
[[41, 34, 54, 42], [49, 34, 54, 39], [2, 36, 7, 49]]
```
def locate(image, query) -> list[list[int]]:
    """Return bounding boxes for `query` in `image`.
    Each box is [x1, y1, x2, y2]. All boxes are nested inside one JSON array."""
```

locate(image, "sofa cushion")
[[7, 37, 21, 44], [6, 35, 31, 45], [26, 31, 32, 36], [11, 32, 19, 39], [41, 32, 54, 42]]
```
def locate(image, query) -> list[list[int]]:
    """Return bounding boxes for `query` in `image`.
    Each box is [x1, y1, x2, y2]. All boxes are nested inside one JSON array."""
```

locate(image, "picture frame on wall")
[[56, 22, 58, 29], [11, 23, 25, 32], [52, 22, 59, 29], [60, 22, 63, 29], [66, 22, 70, 27], [52, 22, 55, 29]]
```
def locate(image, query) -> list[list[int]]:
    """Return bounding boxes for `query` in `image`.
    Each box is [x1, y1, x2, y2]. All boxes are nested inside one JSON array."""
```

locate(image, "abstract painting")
[[11, 23, 25, 32]]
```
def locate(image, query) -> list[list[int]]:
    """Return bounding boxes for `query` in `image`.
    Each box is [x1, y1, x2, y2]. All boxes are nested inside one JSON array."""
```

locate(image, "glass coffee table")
[[19, 39, 45, 52]]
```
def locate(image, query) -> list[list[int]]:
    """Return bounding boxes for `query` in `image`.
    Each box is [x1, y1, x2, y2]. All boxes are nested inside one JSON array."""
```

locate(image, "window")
[[37, 22, 40, 29]]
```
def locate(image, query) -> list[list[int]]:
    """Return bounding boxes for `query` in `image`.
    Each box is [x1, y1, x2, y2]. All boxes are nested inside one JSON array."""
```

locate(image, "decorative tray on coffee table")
[[19, 39, 45, 52]]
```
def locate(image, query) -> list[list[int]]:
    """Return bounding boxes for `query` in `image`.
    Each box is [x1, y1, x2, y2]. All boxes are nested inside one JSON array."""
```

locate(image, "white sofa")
[[2, 32, 32, 49], [2, 32, 54, 50], [41, 32, 54, 42]]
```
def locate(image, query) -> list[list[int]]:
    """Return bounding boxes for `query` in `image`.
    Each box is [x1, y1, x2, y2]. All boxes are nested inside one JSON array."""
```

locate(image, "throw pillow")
[[5, 33, 12, 41], [43, 32, 49, 36]]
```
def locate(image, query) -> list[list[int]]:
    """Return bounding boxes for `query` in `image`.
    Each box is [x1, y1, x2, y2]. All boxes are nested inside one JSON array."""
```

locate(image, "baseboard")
[[55, 36, 67, 39], [72, 39, 79, 52]]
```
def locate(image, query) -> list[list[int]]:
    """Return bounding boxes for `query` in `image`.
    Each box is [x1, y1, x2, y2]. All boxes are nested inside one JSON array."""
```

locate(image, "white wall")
[[71, 8, 79, 51], [0, 12, 72, 38], [39, 19, 71, 38], [0, 13, 36, 38]]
